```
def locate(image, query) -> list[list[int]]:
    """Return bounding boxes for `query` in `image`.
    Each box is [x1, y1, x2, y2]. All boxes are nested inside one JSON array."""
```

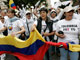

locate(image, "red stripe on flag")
[[0, 43, 50, 60], [12, 6, 16, 9]]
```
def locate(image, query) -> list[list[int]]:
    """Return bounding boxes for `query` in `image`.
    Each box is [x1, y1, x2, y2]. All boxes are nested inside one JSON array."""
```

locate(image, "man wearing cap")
[[21, 10, 35, 40], [50, 10, 57, 21], [50, 8, 64, 21], [55, 6, 79, 60]]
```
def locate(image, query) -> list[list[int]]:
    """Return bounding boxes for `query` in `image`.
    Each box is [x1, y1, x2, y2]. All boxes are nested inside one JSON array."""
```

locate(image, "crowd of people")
[[0, 0, 80, 60]]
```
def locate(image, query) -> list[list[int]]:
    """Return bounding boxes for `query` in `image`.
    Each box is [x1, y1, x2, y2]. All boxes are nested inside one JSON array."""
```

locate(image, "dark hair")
[[48, 9, 51, 11], [7, 9, 16, 16], [60, 13, 65, 20], [8, 9, 16, 14], [39, 8, 48, 13]]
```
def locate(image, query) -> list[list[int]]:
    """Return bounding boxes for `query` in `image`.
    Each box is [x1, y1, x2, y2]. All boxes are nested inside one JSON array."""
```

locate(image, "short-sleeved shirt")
[[21, 18, 34, 36], [0, 21, 5, 34], [34, 20, 49, 34], [34, 20, 55, 41], [5, 20, 23, 37], [55, 19, 80, 44]]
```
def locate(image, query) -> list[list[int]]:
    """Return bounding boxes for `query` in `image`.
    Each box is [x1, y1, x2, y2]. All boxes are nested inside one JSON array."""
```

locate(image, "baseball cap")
[[51, 9, 56, 13], [26, 10, 31, 14], [64, 6, 74, 12], [50, 9, 57, 15]]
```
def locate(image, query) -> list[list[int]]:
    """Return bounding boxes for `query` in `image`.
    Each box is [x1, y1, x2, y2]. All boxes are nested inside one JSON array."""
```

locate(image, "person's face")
[[17, 6, 20, 9], [40, 11, 47, 20], [0, 17, 4, 21], [7, 11, 14, 18], [78, 8, 80, 14], [26, 13, 31, 19], [51, 12, 56, 18], [1, 12, 6, 16], [65, 10, 74, 20]]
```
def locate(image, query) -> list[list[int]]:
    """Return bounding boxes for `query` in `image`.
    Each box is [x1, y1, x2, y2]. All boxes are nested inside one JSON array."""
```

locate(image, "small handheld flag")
[[9, 0, 16, 9]]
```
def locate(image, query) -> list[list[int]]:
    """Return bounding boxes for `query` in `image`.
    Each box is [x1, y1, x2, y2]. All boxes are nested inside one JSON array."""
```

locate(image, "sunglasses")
[[51, 11, 56, 14]]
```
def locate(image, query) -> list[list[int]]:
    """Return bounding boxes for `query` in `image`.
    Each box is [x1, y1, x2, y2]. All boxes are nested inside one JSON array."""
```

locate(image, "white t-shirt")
[[34, 20, 54, 41], [21, 18, 34, 36], [5, 20, 23, 37], [55, 19, 80, 44], [76, 14, 80, 20], [72, 13, 79, 20], [32, 14, 38, 21], [4, 16, 9, 21], [0, 21, 5, 34], [50, 17, 59, 40], [34, 20, 49, 33], [73, 13, 80, 20]]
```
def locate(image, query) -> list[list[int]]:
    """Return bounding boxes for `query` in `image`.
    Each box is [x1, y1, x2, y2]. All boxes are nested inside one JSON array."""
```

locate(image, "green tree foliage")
[[5, 0, 46, 8]]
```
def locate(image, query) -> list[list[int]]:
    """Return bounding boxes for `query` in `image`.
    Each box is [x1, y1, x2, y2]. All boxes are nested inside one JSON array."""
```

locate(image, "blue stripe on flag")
[[0, 40, 44, 55], [11, 3, 15, 7]]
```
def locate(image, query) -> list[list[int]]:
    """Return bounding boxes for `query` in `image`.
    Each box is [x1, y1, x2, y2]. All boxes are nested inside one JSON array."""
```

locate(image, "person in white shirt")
[[21, 10, 35, 39], [0, 9, 25, 38], [77, 7, 80, 14], [0, 10, 9, 24], [33, 8, 55, 41], [0, 16, 8, 36], [55, 6, 79, 60], [0, 10, 9, 20], [0, 9, 25, 60], [32, 8, 55, 60], [50, 8, 64, 21], [50, 9, 57, 21], [49, 9, 60, 57], [74, 7, 80, 20]]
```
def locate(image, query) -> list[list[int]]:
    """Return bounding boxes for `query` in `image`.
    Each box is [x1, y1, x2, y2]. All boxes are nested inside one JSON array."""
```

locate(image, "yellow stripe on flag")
[[9, 0, 14, 8], [0, 29, 45, 48], [69, 43, 80, 52]]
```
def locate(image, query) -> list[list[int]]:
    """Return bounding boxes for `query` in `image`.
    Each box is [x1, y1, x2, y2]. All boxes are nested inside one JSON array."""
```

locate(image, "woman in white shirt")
[[0, 9, 25, 38], [55, 6, 79, 60], [0, 16, 8, 36], [0, 9, 25, 60], [32, 8, 55, 60]]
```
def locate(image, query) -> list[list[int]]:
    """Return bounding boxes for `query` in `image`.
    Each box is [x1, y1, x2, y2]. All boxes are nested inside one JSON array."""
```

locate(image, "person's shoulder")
[[72, 19, 79, 21], [14, 20, 22, 24], [55, 19, 65, 25], [31, 18, 35, 22], [0, 21, 2, 24], [73, 13, 78, 16], [57, 19, 65, 23], [16, 19, 21, 22], [72, 19, 80, 23]]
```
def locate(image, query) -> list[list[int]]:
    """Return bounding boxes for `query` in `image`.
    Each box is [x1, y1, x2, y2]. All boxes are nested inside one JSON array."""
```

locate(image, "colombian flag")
[[0, 29, 80, 60], [0, 29, 50, 60], [9, 0, 16, 9]]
